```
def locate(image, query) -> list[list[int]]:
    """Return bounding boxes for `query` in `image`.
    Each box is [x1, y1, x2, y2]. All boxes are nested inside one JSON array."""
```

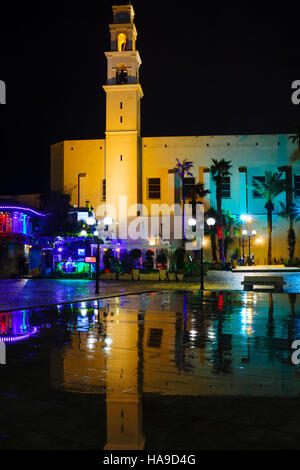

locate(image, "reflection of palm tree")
[[250, 172, 286, 265], [266, 293, 275, 362], [212, 292, 233, 375], [288, 293, 297, 317]]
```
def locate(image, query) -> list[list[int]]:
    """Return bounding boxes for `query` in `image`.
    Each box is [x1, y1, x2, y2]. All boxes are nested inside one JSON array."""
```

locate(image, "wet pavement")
[[1, 270, 300, 312], [0, 290, 300, 450]]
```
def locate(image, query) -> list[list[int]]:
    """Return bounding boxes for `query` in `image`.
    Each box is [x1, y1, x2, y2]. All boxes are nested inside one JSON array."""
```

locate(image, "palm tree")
[[289, 123, 300, 149], [204, 207, 218, 262], [222, 211, 242, 260], [189, 182, 210, 216], [278, 201, 300, 262], [210, 159, 232, 262], [250, 171, 286, 265], [174, 158, 194, 245]]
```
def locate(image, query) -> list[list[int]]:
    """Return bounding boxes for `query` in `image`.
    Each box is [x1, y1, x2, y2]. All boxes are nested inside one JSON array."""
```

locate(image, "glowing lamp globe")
[[188, 218, 197, 227], [103, 216, 113, 226], [207, 218, 216, 227]]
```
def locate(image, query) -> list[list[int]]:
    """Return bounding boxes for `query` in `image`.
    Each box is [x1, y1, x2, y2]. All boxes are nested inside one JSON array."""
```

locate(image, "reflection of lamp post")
[[78, 173, 86, 208]]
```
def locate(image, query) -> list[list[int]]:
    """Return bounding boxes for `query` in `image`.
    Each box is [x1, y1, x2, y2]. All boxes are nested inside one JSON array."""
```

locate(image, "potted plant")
[[156, 250, 168, 280], [99, 269, 112, 280], [130, 249, 142, 280], [174, 247, 185, 281], [139, 269, 160, 281], [118, 272, 133, 280]]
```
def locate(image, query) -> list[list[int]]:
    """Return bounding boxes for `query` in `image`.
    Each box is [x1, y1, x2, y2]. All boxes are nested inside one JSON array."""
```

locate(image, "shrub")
[[144, 250, 154, 270], [156, 250, 168, 269], [174, 247, 185, 272]]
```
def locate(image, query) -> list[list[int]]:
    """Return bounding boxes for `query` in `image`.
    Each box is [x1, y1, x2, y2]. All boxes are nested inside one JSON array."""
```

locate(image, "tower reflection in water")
[[48, 292, 300, 450]]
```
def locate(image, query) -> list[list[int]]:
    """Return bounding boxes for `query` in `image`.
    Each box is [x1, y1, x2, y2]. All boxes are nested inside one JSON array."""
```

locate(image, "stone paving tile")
[[0, 270, 300, 311]]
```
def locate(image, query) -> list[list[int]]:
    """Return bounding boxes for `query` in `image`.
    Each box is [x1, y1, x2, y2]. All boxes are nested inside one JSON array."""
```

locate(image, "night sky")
[[0, 1, 299, 195]]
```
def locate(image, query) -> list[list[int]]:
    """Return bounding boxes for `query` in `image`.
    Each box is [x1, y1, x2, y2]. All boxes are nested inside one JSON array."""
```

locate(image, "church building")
[[50, 2, 300, 263]]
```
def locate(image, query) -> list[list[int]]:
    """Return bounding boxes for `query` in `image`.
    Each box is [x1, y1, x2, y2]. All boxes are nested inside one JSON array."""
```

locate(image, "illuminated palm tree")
[[174, 158, 194, 245], [251, 171, 286, 265], [278, 201, 300, 262], [189, 182, 210, 216], [210, 159, 232, 262], [222, 211, 242, 260]]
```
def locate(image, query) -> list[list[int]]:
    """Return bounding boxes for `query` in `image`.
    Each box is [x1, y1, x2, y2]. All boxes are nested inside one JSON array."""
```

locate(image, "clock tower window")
[[116, 64, 128, 85], [118, 33, 127, 52]]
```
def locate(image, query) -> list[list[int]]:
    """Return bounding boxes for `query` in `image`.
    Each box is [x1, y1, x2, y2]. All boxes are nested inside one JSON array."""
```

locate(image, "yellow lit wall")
[[50, 139, 105, 210]]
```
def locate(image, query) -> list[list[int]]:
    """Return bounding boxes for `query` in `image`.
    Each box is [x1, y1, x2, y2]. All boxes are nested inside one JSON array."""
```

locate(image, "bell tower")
[[103, 2, 143, 222]]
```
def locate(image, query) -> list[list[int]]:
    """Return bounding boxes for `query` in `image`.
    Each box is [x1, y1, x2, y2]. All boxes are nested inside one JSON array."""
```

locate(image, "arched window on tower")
[[116, 64, 128, 85], [118, 33, 127, 52]]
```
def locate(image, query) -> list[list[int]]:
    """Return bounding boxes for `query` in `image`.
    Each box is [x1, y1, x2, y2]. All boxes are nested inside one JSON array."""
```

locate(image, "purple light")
[[58, 247, 63, 252], [0, 206, 46, 217], [0, 327, 39, 343]]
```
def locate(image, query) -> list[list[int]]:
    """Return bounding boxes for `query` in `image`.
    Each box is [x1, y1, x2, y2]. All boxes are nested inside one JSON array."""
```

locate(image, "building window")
[[221, 177, 231, 199], [116, 64, 128, 85], [102, 179, 106, 201], [147, 328, 163, 348], [183, 177, 195, 198], [120, 116, 123, 123], [295, 176, 300, 198], [118, 33, 127, 52], [148, 178, 161, 199], [253, 176, 265, 198], [120, 102, 123, 109]]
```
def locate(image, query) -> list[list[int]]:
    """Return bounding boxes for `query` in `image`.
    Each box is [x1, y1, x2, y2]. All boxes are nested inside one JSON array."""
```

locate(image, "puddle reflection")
[[1, 291, 300, 450]]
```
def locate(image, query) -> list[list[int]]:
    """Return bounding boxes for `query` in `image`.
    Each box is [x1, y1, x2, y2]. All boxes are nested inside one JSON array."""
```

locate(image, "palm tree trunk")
[[267, 208, 273, 265], [182, 183, 186, 247], [216, 182, 225, 262], [210, 232, 217, 262], [288, 225, 296, 262]]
